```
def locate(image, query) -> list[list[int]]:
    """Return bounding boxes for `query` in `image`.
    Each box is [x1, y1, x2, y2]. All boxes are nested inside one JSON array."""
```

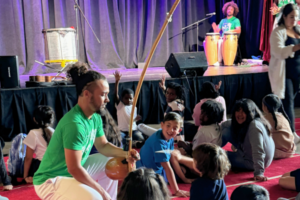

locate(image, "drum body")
[[42, 28, 77, 61], [222, 33, 238, 66], [205, 33, 220, 65]]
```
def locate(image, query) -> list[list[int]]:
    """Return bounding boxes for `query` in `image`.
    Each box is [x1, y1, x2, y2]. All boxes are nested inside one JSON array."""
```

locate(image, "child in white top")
[[23, 105, 55, 184], [114, 71, 144, 147], [170, 100, 224, 183], [192, 100, 224, 149]]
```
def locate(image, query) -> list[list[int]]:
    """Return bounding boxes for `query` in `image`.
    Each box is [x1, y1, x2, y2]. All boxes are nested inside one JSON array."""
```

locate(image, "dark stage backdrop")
[[0, 73, 274, 141], [0, 0, 263, 74]]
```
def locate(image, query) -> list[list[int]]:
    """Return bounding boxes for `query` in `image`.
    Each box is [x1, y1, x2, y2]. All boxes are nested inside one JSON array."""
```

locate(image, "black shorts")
[[290, 168, 300, 192]]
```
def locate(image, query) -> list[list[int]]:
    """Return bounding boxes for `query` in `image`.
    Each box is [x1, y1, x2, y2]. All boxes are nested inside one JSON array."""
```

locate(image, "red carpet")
[[0, 124, 299, 200]]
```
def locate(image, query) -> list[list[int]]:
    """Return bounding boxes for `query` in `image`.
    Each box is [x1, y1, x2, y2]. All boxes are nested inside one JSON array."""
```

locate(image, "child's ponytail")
[[33, 106, 55, 145]]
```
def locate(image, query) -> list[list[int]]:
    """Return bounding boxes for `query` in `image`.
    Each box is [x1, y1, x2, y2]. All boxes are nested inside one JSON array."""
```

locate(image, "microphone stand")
[[181, 15, 214, 52], [74, 0, 100, 60]]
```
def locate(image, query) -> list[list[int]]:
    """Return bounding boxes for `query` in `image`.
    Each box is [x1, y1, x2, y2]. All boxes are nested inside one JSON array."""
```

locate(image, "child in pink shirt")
[[193, 81, 227, 127]]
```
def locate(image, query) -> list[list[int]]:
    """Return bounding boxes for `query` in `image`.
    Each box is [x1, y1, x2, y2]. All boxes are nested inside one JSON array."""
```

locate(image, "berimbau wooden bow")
[[105, 0, 181, 180]]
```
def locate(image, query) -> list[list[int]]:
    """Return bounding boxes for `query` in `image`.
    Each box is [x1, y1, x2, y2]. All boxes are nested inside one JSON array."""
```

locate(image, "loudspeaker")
[[165, 52, 208, 78], [0, 56, 20, 88]]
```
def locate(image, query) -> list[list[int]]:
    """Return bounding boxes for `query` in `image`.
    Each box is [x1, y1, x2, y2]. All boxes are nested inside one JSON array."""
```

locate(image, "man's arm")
[[94, 136, 139, 163], [94, 136, 127, 158], [65, 149, 110, 199], [212, 22, 220, 33]]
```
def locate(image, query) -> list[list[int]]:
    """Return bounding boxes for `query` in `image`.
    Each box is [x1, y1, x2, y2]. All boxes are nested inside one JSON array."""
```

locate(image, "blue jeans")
[[121, 130, 145, 146]]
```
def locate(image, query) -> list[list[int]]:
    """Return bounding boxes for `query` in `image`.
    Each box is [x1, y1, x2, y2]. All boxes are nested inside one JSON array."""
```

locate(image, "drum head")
[[224, 32, 239, 35], [42, 28, 76, 33], [206, 33, 220, 36]]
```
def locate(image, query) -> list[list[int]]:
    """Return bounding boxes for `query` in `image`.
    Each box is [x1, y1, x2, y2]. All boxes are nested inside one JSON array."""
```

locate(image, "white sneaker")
[[137, 124, 157, 137], [293, 132, 300, 144]]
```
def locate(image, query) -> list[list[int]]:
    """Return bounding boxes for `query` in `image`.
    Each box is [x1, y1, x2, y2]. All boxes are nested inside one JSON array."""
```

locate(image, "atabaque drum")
[[222, 33, 238, 66], [205, 33, 220, 65]]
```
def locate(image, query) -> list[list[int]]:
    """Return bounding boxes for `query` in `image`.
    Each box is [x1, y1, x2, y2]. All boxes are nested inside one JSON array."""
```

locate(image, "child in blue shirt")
[[190, 143, 230, 200], [136, 112, 190, 198]]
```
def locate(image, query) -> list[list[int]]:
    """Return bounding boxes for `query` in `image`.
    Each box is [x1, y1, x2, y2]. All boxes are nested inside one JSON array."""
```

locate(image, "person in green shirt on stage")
[[212, 1, 241, 36], [33, 62, 139, 200]]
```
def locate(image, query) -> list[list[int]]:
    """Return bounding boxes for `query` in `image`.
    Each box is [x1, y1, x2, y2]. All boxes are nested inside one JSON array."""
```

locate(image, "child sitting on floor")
[[176, 99, 224, 156], [23, 105, 55, 184], [262, 94, 296, 159], [138, 75, 185, 141], [114, 70, 144, 147], [193, 81, 227, 127], [190, 143, 230, 200], [170, 100, 224, 183], [136, 112, 190, 197], [231, 184, 270, 200], [117, 168, 170, 200], [192, 100, 224, 149]]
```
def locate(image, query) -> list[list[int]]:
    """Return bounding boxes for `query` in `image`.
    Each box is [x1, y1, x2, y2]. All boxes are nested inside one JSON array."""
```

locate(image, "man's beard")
[[98, 107, 107, 116], [90, 95, 102, 113]]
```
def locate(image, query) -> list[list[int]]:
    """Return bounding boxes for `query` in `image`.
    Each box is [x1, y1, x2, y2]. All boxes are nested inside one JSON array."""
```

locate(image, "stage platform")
[[2, 64, 298, 142], [18, 65, 269, 87]]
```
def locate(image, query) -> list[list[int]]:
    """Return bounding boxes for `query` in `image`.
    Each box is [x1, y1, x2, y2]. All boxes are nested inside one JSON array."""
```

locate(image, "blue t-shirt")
[[190, 177, 229, 200], [136, 130, 174, 175]]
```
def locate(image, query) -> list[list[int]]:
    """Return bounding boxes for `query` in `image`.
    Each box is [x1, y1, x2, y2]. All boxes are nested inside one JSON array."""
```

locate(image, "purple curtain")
[[0, 0, 263, 74]]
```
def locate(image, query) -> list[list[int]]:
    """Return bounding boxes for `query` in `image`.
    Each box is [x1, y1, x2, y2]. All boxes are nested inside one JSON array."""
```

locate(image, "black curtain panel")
[[0, 0, 263, 73], [0, 72, 288, 141]]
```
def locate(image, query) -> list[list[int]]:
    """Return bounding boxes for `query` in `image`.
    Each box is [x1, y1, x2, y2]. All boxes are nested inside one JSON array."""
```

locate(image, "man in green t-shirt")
[[33, 62, 139, 200], [212, 1, 241, 36]]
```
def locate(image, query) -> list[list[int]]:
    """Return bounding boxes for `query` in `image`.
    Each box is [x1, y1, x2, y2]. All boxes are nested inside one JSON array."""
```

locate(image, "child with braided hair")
[[262, 94, 297, 159]]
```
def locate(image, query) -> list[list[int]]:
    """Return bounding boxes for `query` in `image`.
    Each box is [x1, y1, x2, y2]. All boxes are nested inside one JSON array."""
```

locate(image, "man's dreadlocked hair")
[[66, 62, 106, 96], [222, 1, 239, 16]]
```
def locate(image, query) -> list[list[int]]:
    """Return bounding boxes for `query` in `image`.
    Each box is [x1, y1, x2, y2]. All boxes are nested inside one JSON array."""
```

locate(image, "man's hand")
[[212, 22, 219, 33], [159, 75, 166, 91], [254, 175, 268, 181], [113, 70, 122, 82], [126, 149, 140, 164]]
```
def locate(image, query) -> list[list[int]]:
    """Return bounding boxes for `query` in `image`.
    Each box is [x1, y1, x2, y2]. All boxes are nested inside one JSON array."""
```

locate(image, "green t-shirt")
[[218, 16, 241, 36], [278, 0, 295, 8], [33, 104, 105, 185]]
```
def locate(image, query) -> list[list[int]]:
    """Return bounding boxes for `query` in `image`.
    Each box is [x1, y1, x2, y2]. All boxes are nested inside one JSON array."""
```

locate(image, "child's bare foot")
[[231, 145, 237, 152], [3, 185, 13, 191]]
